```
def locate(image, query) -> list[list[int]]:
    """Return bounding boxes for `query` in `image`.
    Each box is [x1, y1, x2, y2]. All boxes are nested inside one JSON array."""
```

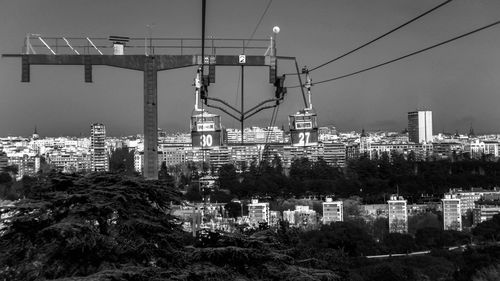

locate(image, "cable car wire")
[[309, 0, 453, 72], [288, 19, 500, 88], [260, 103, 280, 174], [235, 0, 273, 126], [246, 0, 273, 48], [284, 0, 453, 76]]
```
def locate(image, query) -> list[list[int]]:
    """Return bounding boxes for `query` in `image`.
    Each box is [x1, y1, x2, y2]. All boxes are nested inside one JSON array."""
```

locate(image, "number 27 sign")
[[291, 130, 318, 147]]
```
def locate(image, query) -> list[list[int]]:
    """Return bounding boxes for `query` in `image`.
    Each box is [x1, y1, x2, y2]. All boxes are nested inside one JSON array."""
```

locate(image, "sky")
[[1, 0, 500, 137]]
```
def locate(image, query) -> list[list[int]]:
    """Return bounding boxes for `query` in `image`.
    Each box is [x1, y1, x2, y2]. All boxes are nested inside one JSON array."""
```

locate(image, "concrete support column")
[[143, 56, 158, 180]]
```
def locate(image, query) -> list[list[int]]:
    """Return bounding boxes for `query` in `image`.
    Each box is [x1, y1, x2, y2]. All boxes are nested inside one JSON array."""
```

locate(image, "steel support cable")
[[265, 105, 279, 144], [260, 103, 280, 174], [294, 59, 307, 108], [234, 0, 273, 126], [284, 0, 453, 76], [263, 106, 278, 152], [288, 19, 500, 88], [246, 0, 273, 49]]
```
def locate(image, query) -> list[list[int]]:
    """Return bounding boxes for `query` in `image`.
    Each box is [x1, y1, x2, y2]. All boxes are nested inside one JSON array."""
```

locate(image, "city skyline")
[[1, 0, 500, 136], [0, 121, 497, 139]]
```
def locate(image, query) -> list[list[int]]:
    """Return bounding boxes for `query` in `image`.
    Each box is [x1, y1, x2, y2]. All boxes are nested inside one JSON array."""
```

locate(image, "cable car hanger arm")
[[203, 103, 240, 121], [243, 98, 282, 116], [244, 104, 277, 120], [204, 96, 240, 114], [294, 60, 308, 109]]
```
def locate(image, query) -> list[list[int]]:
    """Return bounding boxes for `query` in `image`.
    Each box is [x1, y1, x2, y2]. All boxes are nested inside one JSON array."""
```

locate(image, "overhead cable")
[[289, 19, 500, 88], [309, 0, 453, 72], [245, 0, 273, 48], [286, 0, 453, 76], [235, 0, 273, 125]]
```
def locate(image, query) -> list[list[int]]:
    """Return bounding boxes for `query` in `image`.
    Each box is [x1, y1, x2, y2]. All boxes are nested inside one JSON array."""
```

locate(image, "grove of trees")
[[212, 154, 500, 204], [2, 170, 500, 280]]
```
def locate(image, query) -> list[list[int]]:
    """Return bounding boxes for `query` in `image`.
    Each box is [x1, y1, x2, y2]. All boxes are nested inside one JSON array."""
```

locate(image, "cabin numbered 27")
[[289, 110, 318, 147]]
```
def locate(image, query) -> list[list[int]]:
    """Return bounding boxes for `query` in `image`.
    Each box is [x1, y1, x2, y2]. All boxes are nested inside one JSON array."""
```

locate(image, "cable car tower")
[[289, 67, 318, 147], [2, 0, 295, 180], [191, 67, 223, 150]]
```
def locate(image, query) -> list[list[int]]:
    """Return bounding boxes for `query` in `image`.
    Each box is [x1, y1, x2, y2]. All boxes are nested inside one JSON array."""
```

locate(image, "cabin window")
[[296, 121, 312, 129], [196, 122, 215, 131]]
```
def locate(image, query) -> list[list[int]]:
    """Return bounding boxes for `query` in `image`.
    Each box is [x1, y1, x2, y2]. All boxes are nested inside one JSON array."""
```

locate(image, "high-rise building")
[[8, 153, 40, 179], [322, 197, 343, 224], [442, 194, 462, 231], [134, 151, 143, 174], [0, 151, 8, 172], [473, 207, 500, 227], [408, 110, 433, 143], [248, 199, 270, 224], [388, 195, 408, 233], [321, 142, 346, 167], [450, 188, 500, 215], [90, 123, 109, 172]]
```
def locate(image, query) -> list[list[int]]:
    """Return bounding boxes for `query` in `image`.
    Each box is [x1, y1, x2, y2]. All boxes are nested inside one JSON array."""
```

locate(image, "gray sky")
[[1, 0, 499, 137]]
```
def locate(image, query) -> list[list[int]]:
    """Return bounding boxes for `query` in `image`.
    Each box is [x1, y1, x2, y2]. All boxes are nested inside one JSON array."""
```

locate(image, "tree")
[[184, 184, 203, 202], [109, 147, 135, 175], [225, 201, 242, 218], [290, 157, 312, 181], [38, 156, 57, 174], [0, 172, 185, 280], [473, 214, 500, 242], [299, 221, 377, 256], [415, 227, 469, 249], [0, 172, 12, 184], [381, 233, 417, 254], [415, 227, 443, 248], [0, 172, 14, 200], [343, 196, 363, 221], [408, 212, 440, 234], [472, 263, 500, 281], [371, 217, 389, 242], [377, 152, 391, 179], [271, 154, 283, 174], [158, 161, 175, 184], [218, 163, 239, 191], [3, 165, 18, 177], [355, 262, 419, 281]]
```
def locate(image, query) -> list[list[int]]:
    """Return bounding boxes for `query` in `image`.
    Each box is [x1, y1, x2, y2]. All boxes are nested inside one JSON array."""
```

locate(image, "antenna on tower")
[[145, 23, 155, 56]]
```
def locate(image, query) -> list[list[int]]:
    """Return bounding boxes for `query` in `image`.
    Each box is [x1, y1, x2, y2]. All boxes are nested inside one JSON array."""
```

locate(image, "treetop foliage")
[[214, 154, 500, 203], [0, 172, 185, 280], [0, 172, 344, 281]]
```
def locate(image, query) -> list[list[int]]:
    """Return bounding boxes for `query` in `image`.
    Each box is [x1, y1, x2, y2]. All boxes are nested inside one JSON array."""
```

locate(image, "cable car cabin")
[[191, 111, 222, 148], [289, 110, 319, 147]]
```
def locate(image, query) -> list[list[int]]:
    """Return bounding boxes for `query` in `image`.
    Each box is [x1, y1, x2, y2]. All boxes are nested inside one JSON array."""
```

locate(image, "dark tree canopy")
[[473, 213, 500, 242], [0, 172, 185, 280], [109, 147, 135, 175], [0, 172, 343, 281]]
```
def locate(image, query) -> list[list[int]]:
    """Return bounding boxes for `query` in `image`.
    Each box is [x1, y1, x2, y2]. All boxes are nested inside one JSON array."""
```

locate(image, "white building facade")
[[388, 195, 408, 233], [90, 123, 109, 172], [322, 197, 343, 224], [442, 194, 462, 231]]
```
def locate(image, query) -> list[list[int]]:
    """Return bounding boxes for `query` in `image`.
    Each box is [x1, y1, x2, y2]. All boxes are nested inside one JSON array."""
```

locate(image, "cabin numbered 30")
[[191, 111, 223, 148]]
